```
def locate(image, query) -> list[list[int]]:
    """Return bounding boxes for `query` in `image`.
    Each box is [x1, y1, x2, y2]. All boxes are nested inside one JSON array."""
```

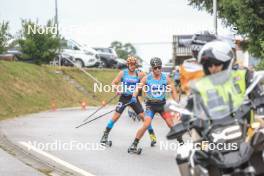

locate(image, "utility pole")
[[55, 0, 59, 36], [213, 0, 218, 35]]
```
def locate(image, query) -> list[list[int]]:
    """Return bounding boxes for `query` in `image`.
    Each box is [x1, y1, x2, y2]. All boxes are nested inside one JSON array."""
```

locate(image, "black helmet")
[[198, 40, 234, 75], [150, 57, 162, 67]]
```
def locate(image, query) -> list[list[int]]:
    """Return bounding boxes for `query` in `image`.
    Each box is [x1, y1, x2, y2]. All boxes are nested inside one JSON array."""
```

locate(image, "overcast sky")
[[1, 0, 234, 70]]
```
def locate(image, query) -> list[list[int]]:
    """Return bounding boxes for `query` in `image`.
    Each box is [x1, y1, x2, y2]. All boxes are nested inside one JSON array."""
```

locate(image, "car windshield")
[[189, 70, 245, 120]]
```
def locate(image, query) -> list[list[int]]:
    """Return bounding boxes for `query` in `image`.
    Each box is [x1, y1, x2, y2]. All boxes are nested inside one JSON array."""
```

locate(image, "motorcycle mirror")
[[245, 71, 264, 97]]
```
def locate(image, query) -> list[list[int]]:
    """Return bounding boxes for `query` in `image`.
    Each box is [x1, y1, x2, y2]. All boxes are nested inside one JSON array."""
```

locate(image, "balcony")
[[175, 47, 192, 56]]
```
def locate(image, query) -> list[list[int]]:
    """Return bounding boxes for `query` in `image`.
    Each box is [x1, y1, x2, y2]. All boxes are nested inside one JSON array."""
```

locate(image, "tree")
[[255, 59, 264, 71], [18, 19, 61, 64], [110, 41, 137, 59], [188, 0, 264, 59], [0, 21, 12, 54]]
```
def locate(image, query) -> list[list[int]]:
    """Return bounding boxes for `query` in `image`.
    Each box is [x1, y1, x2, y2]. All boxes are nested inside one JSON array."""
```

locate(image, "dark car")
[[6, 48, 39, 63], [115, 58, 127, 69], [0, 54, 18, 61], [93, 47, 117, 68], [162, 65, 174, 77]]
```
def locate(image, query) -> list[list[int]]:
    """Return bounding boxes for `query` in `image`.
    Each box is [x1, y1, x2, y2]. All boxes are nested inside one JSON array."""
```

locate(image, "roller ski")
[[177, 136, 184, 146], [100, 131, 112, 147], [128, 142, 142, 155]]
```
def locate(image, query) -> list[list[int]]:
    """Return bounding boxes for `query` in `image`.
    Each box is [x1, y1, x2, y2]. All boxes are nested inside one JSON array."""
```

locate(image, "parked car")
[[50, 53, 76, 66], [62, 40, 100, 68], [7, 48, 39, 63], [0, 53, 18, 62], [93, 47, 117, 68], [162, 65, 174, 77], [115, 58, 127, 69], [7, 48, 23, 56]]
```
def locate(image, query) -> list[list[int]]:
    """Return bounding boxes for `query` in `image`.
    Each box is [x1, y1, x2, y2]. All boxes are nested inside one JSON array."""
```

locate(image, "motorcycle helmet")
[[198, 40, 235, 75]]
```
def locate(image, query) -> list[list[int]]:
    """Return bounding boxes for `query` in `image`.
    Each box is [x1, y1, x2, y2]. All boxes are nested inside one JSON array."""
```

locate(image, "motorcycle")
[[166, 70, 264, 176]]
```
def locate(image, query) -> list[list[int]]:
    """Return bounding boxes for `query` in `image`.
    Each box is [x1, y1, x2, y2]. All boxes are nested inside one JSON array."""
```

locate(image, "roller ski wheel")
[[106, 140, 112, 147], [100, 131, 112, 147], [150, 141, 156, 147], [137, 148, 142, 154], [177, 136, 184, 146], [101, 140, 112, 147], [128, 147, 142, 155], [128, 145, 142, 155]]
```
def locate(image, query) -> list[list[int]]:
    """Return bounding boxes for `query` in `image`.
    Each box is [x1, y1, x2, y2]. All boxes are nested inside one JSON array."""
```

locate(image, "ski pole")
[[82, 94, 119, 122], [76, 102, 132, 129]]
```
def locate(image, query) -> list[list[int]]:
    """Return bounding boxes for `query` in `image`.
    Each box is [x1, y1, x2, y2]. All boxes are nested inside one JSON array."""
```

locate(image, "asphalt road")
[[0, 147, 45, 176], [0, 106, 181, 176]]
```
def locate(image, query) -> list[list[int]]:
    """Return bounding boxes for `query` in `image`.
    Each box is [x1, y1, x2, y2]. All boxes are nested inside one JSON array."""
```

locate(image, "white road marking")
[[19, 142, 95, 176]]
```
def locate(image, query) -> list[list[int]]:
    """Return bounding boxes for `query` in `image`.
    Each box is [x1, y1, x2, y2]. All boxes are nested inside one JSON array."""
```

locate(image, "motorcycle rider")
[[174, 40, 264, 135]]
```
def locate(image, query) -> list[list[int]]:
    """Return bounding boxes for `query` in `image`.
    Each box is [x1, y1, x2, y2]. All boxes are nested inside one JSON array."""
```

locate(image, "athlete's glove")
[[129, 96, 137, 104]]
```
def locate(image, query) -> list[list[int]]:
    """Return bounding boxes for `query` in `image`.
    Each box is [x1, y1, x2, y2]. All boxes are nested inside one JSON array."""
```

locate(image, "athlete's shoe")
[[128, 142, 138, 151], [149, 133, 157, 147], [177, 136, 184, 146], [100, 131, 109, 144]]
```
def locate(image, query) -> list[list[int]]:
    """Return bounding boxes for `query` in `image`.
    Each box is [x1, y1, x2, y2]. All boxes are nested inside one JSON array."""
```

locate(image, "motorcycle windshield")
[[189, 70, 245, 120]]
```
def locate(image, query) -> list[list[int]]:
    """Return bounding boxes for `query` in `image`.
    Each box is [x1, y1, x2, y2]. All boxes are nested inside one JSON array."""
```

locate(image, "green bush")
[[18, 19, 61, 64], [0, 21, 12, 54], [255, 59, 264, 71]]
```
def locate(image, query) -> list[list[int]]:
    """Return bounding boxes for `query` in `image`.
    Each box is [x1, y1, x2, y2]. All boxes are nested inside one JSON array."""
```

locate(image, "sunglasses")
[[207, 62, 223, 67], [128, 63, 136, 66], [202, 59, 223, 68], [153, 66, 162, 70]]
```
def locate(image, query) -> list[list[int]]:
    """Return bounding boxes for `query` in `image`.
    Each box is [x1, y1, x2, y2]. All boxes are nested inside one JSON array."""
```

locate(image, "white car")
[[62, 39, 100, 68]]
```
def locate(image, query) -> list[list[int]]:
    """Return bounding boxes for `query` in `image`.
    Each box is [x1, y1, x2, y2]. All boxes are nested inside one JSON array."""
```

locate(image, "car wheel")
[[100, 60, 107, 68], [75, 59, 84, 68], [112, 64, 117, 69]]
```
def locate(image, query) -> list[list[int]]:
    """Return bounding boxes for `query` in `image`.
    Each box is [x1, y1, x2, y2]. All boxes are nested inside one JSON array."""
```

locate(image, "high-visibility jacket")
[[193, 70, 246, 118]]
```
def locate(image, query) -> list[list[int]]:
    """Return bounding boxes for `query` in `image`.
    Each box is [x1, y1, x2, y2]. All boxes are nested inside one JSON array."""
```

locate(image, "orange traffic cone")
[[80, 100, 87, 110], [51, 99, 57, 111], [102, 100, 106, 106]]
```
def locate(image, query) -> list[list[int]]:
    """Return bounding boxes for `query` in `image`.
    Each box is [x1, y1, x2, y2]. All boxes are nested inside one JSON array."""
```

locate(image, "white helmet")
[[198, 40, 235, 75]]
